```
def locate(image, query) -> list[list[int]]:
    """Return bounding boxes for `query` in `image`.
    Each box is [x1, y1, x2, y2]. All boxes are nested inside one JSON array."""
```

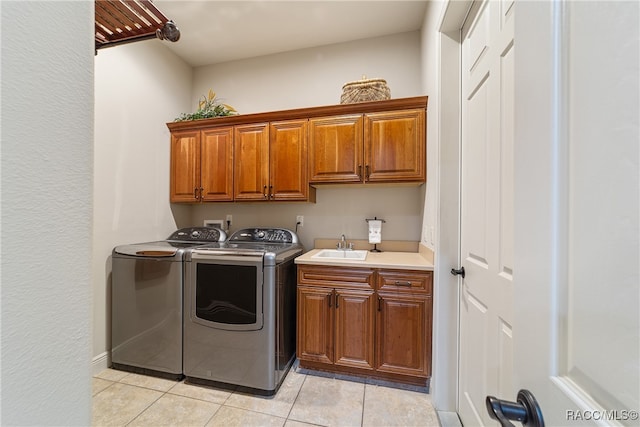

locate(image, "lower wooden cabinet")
[[376, 292, 431, 378], [297, 286, 333, 364], [334, 288, 375, 370], [297, 286, 375, 370], [297, 265, 432, 386]]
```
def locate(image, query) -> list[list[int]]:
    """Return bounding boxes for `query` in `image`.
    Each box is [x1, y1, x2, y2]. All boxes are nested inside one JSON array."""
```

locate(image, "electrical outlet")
[[204, 219, 223, 229], [296, 215, 304, 227], [226, 214, 232, 223]]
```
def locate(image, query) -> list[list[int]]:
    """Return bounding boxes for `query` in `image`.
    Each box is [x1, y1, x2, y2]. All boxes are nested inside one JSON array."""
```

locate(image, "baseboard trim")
[[92, 351, 110, 375]]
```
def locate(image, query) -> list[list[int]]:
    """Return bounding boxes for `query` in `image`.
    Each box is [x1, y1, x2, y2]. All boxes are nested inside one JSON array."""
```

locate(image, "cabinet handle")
[[365, 165, 370, 180], [263, 185, 268, 199], [358, 164, 362, 180], [194, 188, 199, 200], [328, 292, 332, 308], [269, 185, 274, 199], [335, 292, 339, 308], [378, 296, 382, 311], [394, 281, 412, 287], [200, 187, 204, 199]]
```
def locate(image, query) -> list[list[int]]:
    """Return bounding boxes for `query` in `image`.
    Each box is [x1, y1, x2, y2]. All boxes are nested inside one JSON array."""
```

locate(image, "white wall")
[[419, 0, 459, 412], [190, 186, 424, 252], [420, 7, 440, 252], [1, 2, 94, 424], [188, 32, 426, 249], [93, 41, 193, 364], [192, 31, 423, 114]]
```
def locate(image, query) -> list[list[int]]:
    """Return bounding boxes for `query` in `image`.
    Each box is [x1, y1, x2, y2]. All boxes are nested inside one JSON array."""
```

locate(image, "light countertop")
[[295, 248, 434, 271]]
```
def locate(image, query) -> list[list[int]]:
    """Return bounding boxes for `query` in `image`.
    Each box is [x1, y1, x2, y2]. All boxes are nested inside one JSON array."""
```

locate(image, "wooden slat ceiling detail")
[[95, 0, 168, 49]]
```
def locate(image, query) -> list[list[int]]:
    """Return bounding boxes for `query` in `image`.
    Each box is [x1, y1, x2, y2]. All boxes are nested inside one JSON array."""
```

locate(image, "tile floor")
[[92, 366, 448, 427]]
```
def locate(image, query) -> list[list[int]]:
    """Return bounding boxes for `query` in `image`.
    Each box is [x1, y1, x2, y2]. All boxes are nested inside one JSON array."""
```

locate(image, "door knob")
[[486, 389, 545, 427], [450, 266, 465, 278]]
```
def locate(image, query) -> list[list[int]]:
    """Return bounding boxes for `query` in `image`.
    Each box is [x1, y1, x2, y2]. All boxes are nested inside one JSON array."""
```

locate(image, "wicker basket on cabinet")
[[340, 76, 391, 104]]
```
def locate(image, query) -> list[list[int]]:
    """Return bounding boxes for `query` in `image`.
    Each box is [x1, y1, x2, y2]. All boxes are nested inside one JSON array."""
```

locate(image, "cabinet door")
[[234, 123, 269, 201], [334, 289, 375, 370], [297, 286, 333, 364], [269, 119, 309, 201], [376, 292, 431, 378], [364, 109, 426, 183], [170, 130, 200, 203], [309, 115, 363, 183], [201, 127, 234, 202]]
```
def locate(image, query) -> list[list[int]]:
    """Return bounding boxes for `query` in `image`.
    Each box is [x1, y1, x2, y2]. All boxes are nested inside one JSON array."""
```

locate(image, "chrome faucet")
[[336, 234, 354, 250]]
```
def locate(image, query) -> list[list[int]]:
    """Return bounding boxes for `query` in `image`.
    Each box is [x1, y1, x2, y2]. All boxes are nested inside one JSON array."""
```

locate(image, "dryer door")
[[187, 253, 264, 331]]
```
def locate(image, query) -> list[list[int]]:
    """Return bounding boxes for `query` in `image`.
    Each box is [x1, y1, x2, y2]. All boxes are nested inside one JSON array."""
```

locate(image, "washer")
[[111, 227, 226, 379]]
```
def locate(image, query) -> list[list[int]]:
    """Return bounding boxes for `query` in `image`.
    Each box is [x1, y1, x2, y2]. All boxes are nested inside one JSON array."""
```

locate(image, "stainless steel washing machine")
[[111, 227, 226, 379]]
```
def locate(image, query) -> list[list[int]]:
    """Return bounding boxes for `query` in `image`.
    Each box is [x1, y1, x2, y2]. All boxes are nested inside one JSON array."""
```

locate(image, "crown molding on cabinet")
[[167, 96, 428, 131]]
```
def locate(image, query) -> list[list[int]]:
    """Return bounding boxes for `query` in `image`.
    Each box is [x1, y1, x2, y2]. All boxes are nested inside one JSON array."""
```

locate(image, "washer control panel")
[[229, 228, 298, 244], [168, 227, 227, 242]]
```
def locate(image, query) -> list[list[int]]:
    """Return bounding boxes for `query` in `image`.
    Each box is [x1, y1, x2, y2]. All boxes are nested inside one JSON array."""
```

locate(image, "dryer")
[[183, 228, 303, 394]]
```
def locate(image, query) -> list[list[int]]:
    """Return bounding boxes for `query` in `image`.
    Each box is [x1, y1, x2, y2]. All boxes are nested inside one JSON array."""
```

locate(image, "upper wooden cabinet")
[[365, 109, 425, 183], [201, 128, 234, 201], [170, 130, 199, 203], [269, 120, 312, 201], [308, 108, 425, 184], [309, 114, 363, 183], [170, 127, 233, 202], [233, 123, 270, 201], [234, 120, 313, 202], [167, 96, 427, 202]]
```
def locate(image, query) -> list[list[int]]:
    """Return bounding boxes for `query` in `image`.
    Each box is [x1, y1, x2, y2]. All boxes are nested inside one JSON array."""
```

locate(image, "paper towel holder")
[[365, 217, 386, 252]]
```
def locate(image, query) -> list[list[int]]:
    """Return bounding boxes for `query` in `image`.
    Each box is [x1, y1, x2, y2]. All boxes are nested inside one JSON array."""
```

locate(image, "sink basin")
[[311, 249, 368, 261]]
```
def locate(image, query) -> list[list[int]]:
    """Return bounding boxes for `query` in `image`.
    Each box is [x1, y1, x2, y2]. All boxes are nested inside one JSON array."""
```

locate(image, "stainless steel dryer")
[[183, 228, 303, 395], [111, 227, 226, 379]]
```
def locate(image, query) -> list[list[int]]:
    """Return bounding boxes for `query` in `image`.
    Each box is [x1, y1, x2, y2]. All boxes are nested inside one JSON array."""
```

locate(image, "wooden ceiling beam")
[[95, 0, 171, 49]]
